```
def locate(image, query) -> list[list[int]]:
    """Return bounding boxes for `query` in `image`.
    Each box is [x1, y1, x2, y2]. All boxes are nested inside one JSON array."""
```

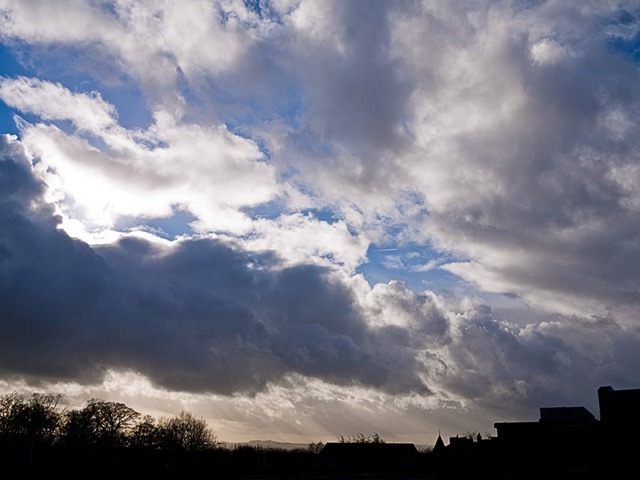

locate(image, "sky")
[[1, 0, 640, 446]]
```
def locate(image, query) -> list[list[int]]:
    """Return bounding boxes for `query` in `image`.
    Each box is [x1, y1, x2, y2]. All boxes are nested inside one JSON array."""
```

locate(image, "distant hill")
[[229, 439, 433, 452], [230, 440, 310, 451]]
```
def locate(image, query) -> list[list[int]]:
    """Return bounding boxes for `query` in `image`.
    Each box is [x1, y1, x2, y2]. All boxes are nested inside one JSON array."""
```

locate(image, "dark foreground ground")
[[1, 460, 619, 480], [1, 444, 632, 480]]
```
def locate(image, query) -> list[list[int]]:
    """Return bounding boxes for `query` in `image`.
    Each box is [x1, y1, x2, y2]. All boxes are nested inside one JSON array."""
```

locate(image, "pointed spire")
[[433, 430, 446, 452]]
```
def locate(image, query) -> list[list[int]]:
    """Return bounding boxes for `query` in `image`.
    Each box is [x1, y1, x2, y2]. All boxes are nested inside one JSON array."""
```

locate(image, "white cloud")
[[0, 77, 118, 133], [530, 38, 567, 65], [0, 77, 279, 236], [244, 213, 370, 273], [0, 0, 258, 113], [357, 279, 450, 336], [0, 0, 113, 43]]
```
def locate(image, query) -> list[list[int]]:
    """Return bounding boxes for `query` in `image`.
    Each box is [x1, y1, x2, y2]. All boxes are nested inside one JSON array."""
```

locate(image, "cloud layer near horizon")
[[2, 0, 640, 441]]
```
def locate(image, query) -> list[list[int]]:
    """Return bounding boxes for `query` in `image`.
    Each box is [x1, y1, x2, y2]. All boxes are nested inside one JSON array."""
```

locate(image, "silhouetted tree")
[[308, 441, 324, 454], [0, 393, 62, 443], [337, 432, 385, 444], [157, 411, 217, 452], [0, 392, 26, 445], [0, 392, 62, 462], [61, 398, 140, 448], [465, 431, 478, 440], [129, 414, 160, 450]]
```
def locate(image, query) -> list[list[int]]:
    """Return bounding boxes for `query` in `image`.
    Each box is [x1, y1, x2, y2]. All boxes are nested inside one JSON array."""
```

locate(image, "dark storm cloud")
[[98, 238, 433, 394], [0, 136, 429, 395], [0, 136, 109, 380], [432, 303, 640, 419]]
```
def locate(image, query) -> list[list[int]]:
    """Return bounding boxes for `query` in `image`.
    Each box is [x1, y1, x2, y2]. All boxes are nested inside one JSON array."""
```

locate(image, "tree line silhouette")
[[0, 392, 217, 456], [3, 391, 501, 480], [0, 392, 402, 461], [0, 391, 326, 478]]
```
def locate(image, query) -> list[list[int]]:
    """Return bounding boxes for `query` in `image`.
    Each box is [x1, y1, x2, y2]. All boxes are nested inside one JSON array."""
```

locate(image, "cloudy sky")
[[1, 0, 640, 445]]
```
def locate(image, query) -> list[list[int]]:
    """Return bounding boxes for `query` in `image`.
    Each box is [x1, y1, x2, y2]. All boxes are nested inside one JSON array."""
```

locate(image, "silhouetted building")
[[597, 385, 640, 470], [495, 405, 600, 469], [433, 433, 446, 453], [598, 385, 640, 427], [539, 406, 595, 423], [493, 385, 640, 473], [447, 434, 474, 456], [317, 442, 419, 469]]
